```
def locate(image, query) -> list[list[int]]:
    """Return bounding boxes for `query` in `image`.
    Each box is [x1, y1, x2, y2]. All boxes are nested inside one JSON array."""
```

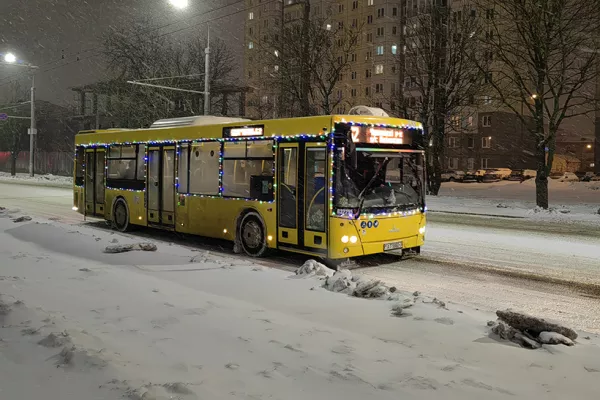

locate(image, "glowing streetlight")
[[1, 51, 38, 177], [587, 144, 592, 149], [169, 0, 189, 9], [3, 52, 17, 63], [531, 94, 538, 99]]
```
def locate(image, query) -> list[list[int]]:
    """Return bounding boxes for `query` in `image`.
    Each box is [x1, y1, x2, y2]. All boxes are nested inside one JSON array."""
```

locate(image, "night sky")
[[0, 0, 244, 105]]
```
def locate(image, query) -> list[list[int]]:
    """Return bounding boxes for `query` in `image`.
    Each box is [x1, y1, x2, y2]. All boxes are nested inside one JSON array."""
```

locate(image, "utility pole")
[[300, 0, 311, 116], [204, 26, 211, 115], [29, 73, 36, 177]]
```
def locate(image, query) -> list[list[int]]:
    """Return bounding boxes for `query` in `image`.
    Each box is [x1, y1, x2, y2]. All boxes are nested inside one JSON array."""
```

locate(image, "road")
[[1, 181, 599, 332]]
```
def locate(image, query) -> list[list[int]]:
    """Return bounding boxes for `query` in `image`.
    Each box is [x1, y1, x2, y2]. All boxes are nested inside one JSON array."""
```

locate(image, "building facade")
[[243, 0, 595, 172]]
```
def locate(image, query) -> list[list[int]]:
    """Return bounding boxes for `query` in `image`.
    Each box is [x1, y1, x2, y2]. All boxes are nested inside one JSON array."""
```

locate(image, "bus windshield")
[[335, 149, 425, 215]]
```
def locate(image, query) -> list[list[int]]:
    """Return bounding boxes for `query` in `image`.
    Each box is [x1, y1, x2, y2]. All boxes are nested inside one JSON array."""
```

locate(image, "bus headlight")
[[341, 235, 349, 243], [349, 236, 358, 244], [419, 226, 426, 235]]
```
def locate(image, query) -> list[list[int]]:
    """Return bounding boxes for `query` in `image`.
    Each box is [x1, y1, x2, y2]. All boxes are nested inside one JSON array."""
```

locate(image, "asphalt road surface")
[[1, 181, 598, 332]]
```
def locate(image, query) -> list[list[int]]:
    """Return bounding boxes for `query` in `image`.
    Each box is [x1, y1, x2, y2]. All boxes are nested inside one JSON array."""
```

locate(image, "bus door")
[[84, 148, 105, 216], [277, 142, 328, 254], [147, 146, 176, 227], [277, 143, 299, 246], [303, 144, 328, 252]]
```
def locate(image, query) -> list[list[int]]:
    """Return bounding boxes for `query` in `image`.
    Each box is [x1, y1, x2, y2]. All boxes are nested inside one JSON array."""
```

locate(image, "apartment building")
[[244, 0, 595, 171], [244, 0, 405, 117]]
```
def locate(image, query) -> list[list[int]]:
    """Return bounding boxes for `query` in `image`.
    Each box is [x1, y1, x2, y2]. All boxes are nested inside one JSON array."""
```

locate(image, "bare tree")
[[101, 19, 238, 126], [475, 0, 600, 208], [400, 2, 484, 195], [0, 82, 29, 175], [260, 16, 361, 117]]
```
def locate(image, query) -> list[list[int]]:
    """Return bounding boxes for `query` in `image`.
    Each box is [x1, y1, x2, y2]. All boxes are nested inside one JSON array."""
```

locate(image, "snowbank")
[[0, 172, 72, 188], [1, 215, 600, 399], [429, 190, 600, 225]]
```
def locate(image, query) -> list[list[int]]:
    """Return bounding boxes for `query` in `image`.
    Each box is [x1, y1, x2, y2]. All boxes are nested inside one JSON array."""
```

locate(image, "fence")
[[0, 151, 73, 176]]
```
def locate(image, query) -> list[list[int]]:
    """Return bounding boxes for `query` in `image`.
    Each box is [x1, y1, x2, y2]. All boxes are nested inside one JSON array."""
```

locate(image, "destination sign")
[[351, 126, 405, 145], [223, 125, 264, 138]]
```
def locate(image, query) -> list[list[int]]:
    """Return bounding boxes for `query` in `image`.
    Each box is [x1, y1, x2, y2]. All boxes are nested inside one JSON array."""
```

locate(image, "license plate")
[[384, 241, 403, 251]]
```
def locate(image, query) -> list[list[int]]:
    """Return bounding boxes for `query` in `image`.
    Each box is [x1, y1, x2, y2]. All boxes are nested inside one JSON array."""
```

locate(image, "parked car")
[[441, 170, 466, 182], [508, 169, 537, 181], [482, 171, 502, 182], [576, 171, 595, 182], [462, 171, 479, 182], [508, 170, 525, 181], [558, 172, 580, 182], [490, 168, 513, 180], [549, 172, 564, 179], [590, 174, 600, 182]]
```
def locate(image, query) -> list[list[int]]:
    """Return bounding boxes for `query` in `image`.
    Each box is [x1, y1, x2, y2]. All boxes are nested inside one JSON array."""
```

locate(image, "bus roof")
[[75, 115, 423, 146]]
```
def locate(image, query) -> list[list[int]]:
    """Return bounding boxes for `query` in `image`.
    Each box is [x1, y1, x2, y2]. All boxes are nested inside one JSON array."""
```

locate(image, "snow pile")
[[103, 242, 157, 254], [0, 172, 72, 188], [295, 259, 333, 278], [319, 265, 411, 303], [490, 309, 578, 349], [38, 332, 72, 348]]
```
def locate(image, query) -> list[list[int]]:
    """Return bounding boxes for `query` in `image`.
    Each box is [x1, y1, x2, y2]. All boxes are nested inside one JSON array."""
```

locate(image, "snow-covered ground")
[[0, 172, 73, 188], [431, 180, 600, 224], [1, 212, 600, 399]]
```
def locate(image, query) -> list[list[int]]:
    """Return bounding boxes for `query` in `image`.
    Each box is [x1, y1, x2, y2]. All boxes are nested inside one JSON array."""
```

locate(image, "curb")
[[428, 210, 525, 219], [0, 179, 72, 189]]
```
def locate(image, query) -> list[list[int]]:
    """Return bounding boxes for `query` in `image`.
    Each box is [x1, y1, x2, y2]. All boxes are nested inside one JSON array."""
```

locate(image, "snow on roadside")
[[428, 195, 600, 225], [0, 172, 72, 188], [2, 214, 600, 399], [434, 180, 600, 224]]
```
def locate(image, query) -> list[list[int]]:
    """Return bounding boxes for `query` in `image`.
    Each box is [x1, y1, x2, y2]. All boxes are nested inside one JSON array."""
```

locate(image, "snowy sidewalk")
[[1, 214, 600, 399], [0, 172, 72, 188], [430, 180, 600, 225]]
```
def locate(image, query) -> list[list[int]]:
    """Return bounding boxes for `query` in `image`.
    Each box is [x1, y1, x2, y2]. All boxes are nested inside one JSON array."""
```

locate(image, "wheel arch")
[[111, 196, 131, 232], [109, 195, 128, 221], [235, 207, 267, 243]]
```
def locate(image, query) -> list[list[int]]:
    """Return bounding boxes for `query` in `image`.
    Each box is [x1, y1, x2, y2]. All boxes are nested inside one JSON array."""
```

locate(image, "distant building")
[[243, 0, 596, 172], [555, 129, 595, 172]]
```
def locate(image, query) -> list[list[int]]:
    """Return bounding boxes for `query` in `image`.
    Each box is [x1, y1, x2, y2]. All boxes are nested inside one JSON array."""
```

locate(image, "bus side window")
[[189, 142, 220, 195], [137, 144, 146, 181], [222, 140, 274, 199], [75, 147, 85, 186], [177, 144, 189, 193]]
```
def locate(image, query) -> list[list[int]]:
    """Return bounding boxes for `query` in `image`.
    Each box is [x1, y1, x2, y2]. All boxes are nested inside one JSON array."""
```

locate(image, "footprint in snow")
[[331, 344, 354, 355], [434, 317, 454, 326]]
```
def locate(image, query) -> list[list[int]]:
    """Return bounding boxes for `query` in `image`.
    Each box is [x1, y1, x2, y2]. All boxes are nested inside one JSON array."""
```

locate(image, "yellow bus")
[[73, 114, 426, 260]]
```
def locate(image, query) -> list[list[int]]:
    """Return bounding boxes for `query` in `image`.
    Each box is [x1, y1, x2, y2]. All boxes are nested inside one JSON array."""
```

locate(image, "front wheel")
[[113, 198, 130, 232], [239, 213, 268, 257]]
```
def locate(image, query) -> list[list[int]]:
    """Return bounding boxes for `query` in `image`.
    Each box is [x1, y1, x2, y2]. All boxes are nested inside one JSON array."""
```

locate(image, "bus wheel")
[[239, 213, 267, 257], [113, 198, 130, 232]]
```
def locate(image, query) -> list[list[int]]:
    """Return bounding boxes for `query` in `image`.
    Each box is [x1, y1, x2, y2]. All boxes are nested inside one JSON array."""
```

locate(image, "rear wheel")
[[113, 198, 130, 232], [239, 213, 268, 257], [449, 177, 455, 182]]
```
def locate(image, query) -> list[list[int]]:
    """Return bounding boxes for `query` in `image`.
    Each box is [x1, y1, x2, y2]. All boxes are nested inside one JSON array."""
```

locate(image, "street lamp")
[[4, 52, 16, 63], [169, 0, 189, 9], [1, 51, 38, 177]]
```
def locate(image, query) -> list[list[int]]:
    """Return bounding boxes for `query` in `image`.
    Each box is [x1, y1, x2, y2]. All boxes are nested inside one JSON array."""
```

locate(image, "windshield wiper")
[[355, 158, 390, 219]]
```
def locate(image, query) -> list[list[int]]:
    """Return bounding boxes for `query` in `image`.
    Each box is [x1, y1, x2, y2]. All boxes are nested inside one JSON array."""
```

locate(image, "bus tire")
[[113, 198, 130, 232], [239, 212, 267, 257]]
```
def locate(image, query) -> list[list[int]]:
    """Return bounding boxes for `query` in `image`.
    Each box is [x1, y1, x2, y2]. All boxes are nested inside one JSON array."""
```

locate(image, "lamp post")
[[2, 52, 39, 177], [168, 0, 189, 9]]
